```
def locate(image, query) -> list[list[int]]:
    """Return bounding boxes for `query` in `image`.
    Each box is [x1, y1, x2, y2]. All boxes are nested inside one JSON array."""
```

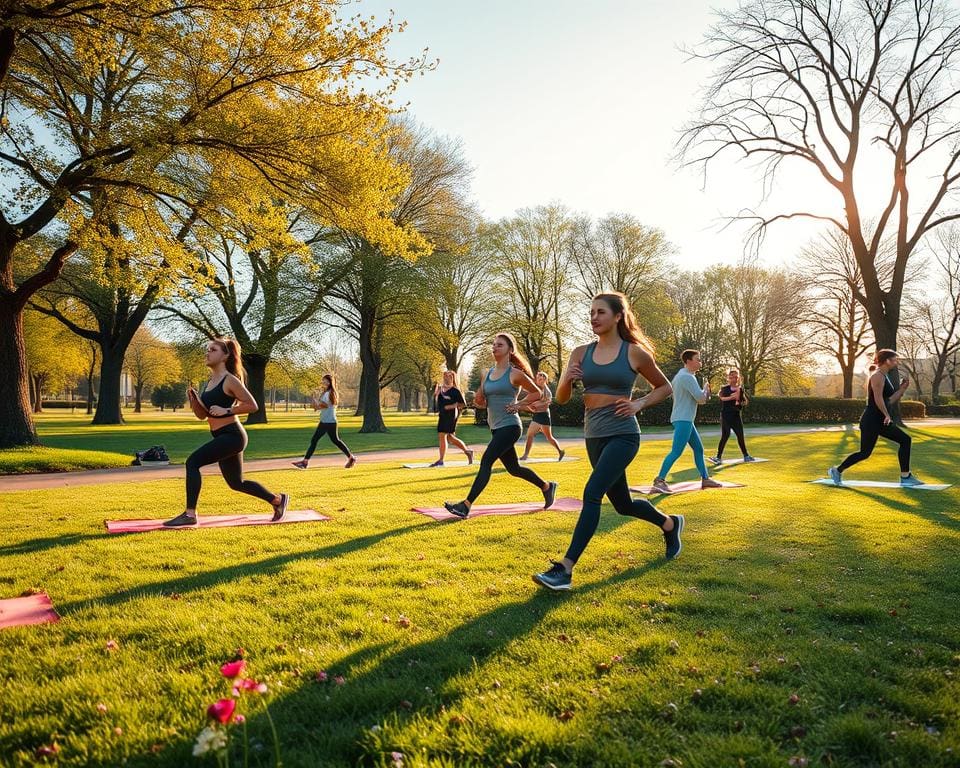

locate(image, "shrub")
[[39, 400, 95, 409], [151, 383, 188, 411], [926, 403, 960, 416]]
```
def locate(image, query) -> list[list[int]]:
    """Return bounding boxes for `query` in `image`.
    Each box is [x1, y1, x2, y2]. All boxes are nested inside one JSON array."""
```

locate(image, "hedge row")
[[474, 393, 926, 427], [926, 403, 960, 416], [39, 400, 96, 409]]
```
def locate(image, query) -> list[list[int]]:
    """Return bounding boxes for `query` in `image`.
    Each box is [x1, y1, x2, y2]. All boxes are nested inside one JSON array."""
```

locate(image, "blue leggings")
[[564, 433, 667, 564], [658, 420, 708, 479]]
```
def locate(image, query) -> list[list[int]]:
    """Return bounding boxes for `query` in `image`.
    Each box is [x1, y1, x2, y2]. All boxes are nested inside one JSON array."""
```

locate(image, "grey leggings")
[[186, 423, 276, 509], [467, 424, 544, 502], [565, 432, 667, 564]]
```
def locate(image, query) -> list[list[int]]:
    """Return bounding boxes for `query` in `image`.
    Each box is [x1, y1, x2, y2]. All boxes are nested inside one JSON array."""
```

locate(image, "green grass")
[[1, 428, 959, 767], [3, 410, 586, 474]]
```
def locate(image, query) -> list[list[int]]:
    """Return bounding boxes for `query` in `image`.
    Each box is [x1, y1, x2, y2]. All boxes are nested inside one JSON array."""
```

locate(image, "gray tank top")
[[581, 341, 640, 438], [484, 367, 522, 430]]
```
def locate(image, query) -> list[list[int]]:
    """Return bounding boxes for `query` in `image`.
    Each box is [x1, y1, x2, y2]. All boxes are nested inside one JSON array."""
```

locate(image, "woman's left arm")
[[614, 346, 672, 416], [209, 375, 259, 417], [889, 375, 909, 404]]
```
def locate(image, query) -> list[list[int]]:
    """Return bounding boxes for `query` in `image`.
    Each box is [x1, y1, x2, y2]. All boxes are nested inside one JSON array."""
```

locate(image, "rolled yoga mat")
[[106, 509, 330, 533], [0, 593, 60, 630], [412, 496, 582, 521]]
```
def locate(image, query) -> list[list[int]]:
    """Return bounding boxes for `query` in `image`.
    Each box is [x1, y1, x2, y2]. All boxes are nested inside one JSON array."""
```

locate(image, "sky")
[[357, 0, 846, 271]]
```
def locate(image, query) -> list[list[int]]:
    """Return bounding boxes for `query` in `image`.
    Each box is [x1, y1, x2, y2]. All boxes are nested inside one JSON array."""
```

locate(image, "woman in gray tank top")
[[532, 292, 679, 591], [443, 333, 559, 518]]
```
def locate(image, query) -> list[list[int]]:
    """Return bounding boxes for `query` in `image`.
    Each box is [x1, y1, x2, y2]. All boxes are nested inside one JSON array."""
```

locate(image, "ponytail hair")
[[593, 292, 655, 354], [211, 338, 244, 383], [495, 332, 533, 378], [869, 349, 898, 373], [323, 373, 339, 406]]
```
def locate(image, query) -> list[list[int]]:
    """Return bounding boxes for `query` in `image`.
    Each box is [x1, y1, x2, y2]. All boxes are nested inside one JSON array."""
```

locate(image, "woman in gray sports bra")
[[443, 333, 558, 518], [532, 292, 678, 591]]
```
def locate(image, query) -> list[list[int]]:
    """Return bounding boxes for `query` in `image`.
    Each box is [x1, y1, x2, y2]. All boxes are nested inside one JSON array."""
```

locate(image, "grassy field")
[[3, 410, 587, 475], [0, 426, 958, 766]]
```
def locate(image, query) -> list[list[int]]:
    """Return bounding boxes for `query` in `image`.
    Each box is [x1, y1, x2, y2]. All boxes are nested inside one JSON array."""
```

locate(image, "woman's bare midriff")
[[583, 393, 624, 410], [207, 415, 240, 432]]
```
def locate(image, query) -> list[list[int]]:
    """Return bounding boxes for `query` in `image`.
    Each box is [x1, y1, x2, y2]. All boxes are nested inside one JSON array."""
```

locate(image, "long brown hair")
[[495, 332, 533, 378], [322, 373, 339, 406], [211, 338, 244, 383], [593, 292, 654, 354], [869, 348, 898, 373]]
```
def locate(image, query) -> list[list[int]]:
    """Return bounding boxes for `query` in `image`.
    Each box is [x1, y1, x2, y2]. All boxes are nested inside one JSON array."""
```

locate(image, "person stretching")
[[651, 349, 721, 493], [518, 370, 565, 462], [443, 333, 558, 518], [709, 368, 755, 464], [164, 338, 288, 527], [533, 292, 678, 591], [828, 349, 923, 486], [430, 370, 474, 467], [292, 373, 357, 470]]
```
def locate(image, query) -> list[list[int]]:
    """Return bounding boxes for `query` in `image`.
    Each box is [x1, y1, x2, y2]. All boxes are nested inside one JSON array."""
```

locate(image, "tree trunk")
[[86, 363, 96, 415], [356, 309, 387, 432], [134, 382, 144, 413], [243, 353, 269, 425], [32, 374, 44, 413], [840, 362, 854, 399], [93, 347, 126, 424], [0, 298, 39, 448], [398, 386, 408, 412]]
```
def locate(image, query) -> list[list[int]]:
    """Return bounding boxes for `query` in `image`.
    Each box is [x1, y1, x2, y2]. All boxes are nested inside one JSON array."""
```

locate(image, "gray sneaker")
[[707, 455, 722, 465], [828, 466, 842, 486], [533, 562, 572, 591], [543, 481, 558, 509], [743, 455, 756, 462], [443, 501, 470, 519], [664, 514, 684, 560], [651, 477, 671, 494], [900, 474, 924, 487], [701, 476, 722, 489]]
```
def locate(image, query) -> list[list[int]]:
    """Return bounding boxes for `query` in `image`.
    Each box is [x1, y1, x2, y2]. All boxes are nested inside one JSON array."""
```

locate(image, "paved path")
[[2, 419, 957, 493]]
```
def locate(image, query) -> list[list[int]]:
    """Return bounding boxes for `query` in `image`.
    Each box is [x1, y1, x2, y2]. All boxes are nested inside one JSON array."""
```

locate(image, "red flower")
[[207, 698, 236, 724], [220, 660, 246, 679]]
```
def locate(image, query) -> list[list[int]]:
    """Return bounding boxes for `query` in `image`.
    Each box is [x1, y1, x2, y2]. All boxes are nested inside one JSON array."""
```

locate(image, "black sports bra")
[[200, 376, 235, 409]]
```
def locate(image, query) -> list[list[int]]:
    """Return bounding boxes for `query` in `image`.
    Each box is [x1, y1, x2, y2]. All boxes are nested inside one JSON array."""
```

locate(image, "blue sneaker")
[[707, 455, 722, 465], [533, 561, 572, 591], [828, 466, 842, 486], [743, 455, 756, 463], [900, 474, 924, 487], [664, 514, 684, 560]]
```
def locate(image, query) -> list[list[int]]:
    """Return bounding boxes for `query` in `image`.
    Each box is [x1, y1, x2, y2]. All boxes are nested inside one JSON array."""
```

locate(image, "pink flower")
[[233, 714, 246, 724], [233, 678, 267, 695], [333, 675, 346, 686], [207, 698, 237, 724], [105, 640, 119, 651], [315, 670, 329, 683], [220, 660, 246, 679]]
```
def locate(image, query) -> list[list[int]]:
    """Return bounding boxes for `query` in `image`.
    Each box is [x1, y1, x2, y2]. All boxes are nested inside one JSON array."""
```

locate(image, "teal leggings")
[[658, 420, 708, 479]]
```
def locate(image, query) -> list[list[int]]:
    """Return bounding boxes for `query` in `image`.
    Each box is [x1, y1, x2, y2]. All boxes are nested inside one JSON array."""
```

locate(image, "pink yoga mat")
[[630, 480, 744, 495], [0, 593, 60, 630], [413, 496, 582, 521], [106, 509, 330, 533]]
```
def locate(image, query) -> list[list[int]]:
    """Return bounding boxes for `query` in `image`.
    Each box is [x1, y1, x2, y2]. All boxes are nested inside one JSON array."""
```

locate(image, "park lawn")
[[0, 427, 958, 767], [1, 410, 587, 474]]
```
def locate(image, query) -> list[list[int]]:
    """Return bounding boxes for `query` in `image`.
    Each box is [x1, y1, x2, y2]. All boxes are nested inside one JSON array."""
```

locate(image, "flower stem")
[[263, 701, 282, 767], [242, 718, 249, 768]]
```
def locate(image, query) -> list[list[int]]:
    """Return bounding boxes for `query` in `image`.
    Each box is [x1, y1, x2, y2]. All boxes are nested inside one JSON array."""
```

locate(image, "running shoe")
[[900, 474, 924, 487], [743, 455, 756, 462], [466, 449, 475, 465], [532, 561, 572, 591], [345, 455, 357, 469], [558, 449, 566, 461], [429, 460, 444, 467], [291, 460, 308, 470], [664, 514, 684, 560], [828, 466, 842, 486], [271, 493, 289, 522], [707, 455, 722, 465], [701, 476, 722, 489], [543, 481, 558, 509], [163, 512, 198, 527], [443, 501, 470, 519], [651, 477, 671, 494]]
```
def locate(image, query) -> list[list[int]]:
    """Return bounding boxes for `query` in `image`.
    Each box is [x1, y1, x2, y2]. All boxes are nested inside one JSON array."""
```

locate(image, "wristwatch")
[[225, 408, 233, 416]]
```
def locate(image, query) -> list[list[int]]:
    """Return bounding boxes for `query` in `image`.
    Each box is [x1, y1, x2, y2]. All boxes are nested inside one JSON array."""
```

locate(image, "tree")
[[917, 226, 960, 398], [711, 264, 809, 392], [325, 122, 472, 432], [22, 310, 85, 412], [680, 0, 960, 370], [663, 271, 729, 382], [151, 382, 186, 412], [0, 0, 427, 446], [125, 327, 180, 412]]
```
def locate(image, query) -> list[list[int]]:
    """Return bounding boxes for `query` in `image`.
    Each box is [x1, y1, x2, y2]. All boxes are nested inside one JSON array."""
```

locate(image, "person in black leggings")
[[292, 374, 356, 470], [442, 333, 557, 518], [828, 349, 923, 487], [164, 338, 288, 527], [709, 368, 755, 464]]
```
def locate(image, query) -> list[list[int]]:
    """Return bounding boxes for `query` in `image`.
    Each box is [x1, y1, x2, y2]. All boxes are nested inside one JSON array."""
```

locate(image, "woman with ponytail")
[[292, 373, 357, 470], [164, 338, 289, 527], [533, 292, 677, 591], [828, 349, 922, 486], [442, 333, 558, 518]]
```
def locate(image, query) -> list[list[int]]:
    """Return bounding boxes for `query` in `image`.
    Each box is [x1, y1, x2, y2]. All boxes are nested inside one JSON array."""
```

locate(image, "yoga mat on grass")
[[630, 480, 745, 495], [403, 456, 578, 469], [106, 509, 330, 533], [810, 478, 951, 491], [413, 496, 582, 521], [711, 457, 769, 466], [0, 593, 60, 630]]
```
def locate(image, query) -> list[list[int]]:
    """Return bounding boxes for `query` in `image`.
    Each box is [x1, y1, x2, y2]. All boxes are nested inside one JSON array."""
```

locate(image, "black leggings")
[[717, 411, 748, 458], [838, 416, 911, 474], [467, 424, 545, 503], [565, 433, 666, 564], [186, 423, 276, 509], [304, 422, 351, 459]]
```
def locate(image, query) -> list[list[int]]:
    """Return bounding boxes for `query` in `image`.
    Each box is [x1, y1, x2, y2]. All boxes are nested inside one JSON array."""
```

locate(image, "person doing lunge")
[[709, 368, 755, 464], [651, 349, 722, 493], [828, 349, 923, 486], [517, 370, 565, 462], [164, 338, 288, 527], [442, 333, 558, 519], [430, 370, 474, 467], [292, 373, 357, 470], [533, 292, 678, 591]]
